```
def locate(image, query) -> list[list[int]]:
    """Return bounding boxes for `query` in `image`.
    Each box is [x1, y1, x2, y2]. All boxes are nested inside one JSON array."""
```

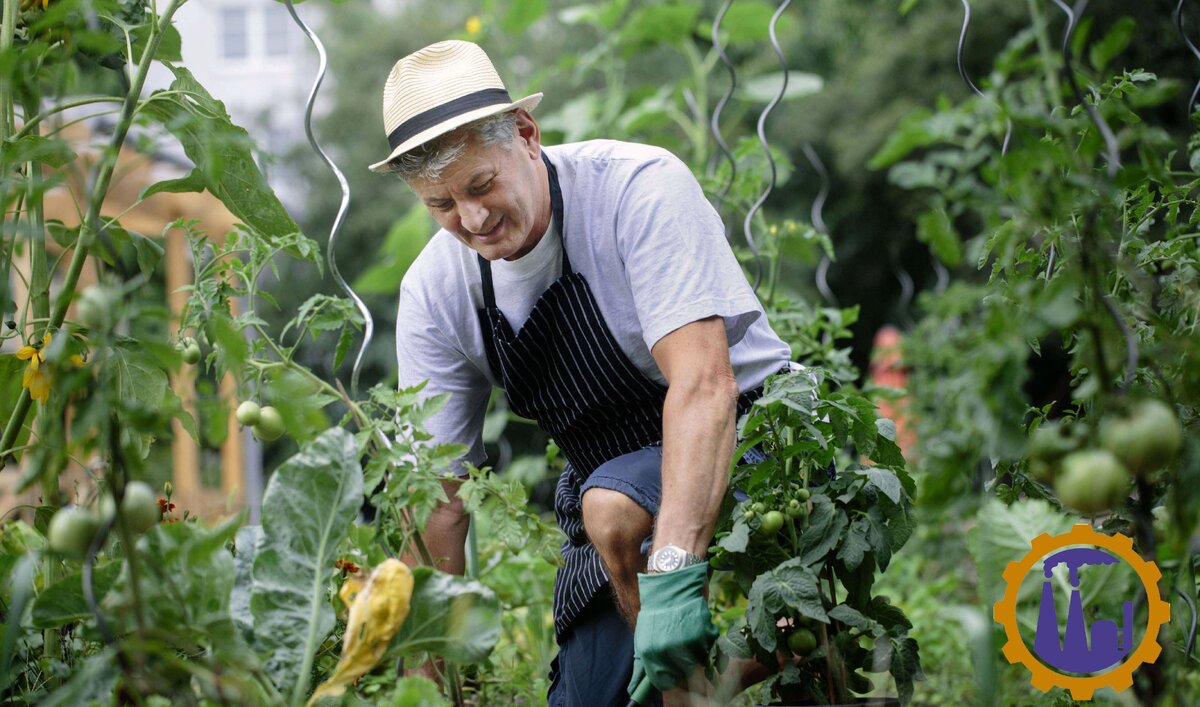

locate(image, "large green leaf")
[[31, 562, 122, 629], [353, 204, 433, 294], [391, 566, 500, 664], [231, 524, 261, 640], [250, 428, 363, 700], [141, 66, 314, 264], [105, 339, 169, 412]]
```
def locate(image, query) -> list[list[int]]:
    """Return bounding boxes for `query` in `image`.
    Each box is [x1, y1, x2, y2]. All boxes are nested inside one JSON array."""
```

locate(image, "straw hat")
[[369, 40, 543, 173]]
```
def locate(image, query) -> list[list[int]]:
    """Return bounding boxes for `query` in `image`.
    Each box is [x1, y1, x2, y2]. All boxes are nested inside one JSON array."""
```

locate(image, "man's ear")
[[514, 109, 541, 159]]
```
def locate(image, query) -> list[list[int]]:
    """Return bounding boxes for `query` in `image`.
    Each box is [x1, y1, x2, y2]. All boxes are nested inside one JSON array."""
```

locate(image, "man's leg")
[[581, 487, 653, 625]]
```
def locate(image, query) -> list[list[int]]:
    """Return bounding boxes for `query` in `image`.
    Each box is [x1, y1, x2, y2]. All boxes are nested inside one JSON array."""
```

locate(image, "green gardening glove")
[[627, 562, 717, 693]]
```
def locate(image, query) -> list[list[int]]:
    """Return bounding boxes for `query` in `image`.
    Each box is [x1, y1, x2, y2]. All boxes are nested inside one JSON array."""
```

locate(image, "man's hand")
[[628, 563, 718, 692]]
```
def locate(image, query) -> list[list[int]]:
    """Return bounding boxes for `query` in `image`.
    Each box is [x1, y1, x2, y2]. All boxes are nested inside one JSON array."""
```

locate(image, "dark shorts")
[[547, 444, 770, 707]]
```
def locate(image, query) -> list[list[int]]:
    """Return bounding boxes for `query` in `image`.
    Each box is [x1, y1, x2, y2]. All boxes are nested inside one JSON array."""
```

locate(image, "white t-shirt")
[[395, 140, 792, 475]]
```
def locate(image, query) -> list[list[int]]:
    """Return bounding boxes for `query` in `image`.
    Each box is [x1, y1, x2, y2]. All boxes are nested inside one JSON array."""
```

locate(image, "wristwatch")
[[646, 544, 705, 573]]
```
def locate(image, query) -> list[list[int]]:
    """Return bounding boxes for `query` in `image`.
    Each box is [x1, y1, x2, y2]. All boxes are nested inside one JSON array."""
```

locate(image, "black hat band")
[[386, 88, 514, 152]]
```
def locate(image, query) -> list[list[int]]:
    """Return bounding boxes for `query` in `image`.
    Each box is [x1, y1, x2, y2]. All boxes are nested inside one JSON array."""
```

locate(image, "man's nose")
[[459, 200, 489, 233]]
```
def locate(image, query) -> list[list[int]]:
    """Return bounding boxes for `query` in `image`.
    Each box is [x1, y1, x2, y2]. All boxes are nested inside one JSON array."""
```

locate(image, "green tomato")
[[236, 401, 262, 426], [1101, 400, 1183, 477], [254, 406, 286, 442], [99, 481, 161, 534], [787, 628, 818, 655], [786, 499, 808, 519], [751, 502, 765, 515], [48, 507, 100, 559], [182, 344, 201, 365], [795, 488, 811, 502], [1028, 421, 1080, 463], [759, 510, 785, 536], [121, 482, 161, 533], [75, 285, 117, 330], [1055, 449, 1130, 516], [742, 508, 757, 522]]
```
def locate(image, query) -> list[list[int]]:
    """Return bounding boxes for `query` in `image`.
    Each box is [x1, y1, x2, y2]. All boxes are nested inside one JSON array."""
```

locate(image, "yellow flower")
[[14, 332, 86, 404], [16, 332, 49, 370], [465, 15, 482, 36], [16, 333, 51, 403]]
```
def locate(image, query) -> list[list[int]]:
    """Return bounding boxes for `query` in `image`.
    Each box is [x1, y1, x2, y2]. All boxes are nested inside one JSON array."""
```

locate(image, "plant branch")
[[0, 0, 189, 459], [13, 96, 125, 139]]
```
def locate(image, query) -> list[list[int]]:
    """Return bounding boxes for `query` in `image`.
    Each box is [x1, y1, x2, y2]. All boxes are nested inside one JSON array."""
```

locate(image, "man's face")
[[409, 113, 550, 262]]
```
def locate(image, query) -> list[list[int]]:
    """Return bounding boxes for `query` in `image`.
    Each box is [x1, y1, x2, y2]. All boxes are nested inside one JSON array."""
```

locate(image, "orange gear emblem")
[[992, 523, 1170, 701]]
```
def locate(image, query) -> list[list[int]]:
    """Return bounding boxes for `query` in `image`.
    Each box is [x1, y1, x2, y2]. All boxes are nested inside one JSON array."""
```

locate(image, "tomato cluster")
[[1028, 399, 1182, 516], [236, 400, 286, 442], [47, 481, 162, 558]]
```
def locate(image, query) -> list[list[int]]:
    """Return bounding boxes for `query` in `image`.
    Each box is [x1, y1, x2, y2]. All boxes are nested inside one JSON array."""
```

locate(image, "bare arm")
[[649, 316, 740, 559], [413, 477, 471, 574]]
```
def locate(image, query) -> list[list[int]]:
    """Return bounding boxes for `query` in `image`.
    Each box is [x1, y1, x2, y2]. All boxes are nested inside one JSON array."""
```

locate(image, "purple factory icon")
[[1033, 548, 1135, 673]]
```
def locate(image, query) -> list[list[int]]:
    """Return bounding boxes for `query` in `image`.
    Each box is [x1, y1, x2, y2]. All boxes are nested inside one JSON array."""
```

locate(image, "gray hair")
[[386, 110, 518, 182]]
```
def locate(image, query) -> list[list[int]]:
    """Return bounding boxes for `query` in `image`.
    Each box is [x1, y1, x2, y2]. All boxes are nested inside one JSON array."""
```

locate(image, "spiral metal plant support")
[[1052, 0, 1139, 393], [954, 0, 1010, 296], [742, 0, 792, 293], [1178, 586, 1197, 661], [1175, 0, 1200, 122], [1051, 0, 1120, 178], [83, 515, 117, 645], [709, 0, 739, 231], [283, 0, 372, 395], [801, 143, 838, 306], [957, 0, 1013, 154]]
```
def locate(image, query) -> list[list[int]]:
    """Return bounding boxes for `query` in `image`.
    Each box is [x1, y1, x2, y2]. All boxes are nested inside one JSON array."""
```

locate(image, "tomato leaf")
[[745, 557, 826, 653]]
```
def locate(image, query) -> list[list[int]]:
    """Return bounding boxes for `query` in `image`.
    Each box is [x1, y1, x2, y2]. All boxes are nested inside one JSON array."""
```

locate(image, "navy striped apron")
[[477, 153, 761, 638]]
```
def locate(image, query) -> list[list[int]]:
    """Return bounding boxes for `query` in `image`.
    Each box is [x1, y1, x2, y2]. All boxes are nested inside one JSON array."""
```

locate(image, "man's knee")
[[581, 488, 653, 561]]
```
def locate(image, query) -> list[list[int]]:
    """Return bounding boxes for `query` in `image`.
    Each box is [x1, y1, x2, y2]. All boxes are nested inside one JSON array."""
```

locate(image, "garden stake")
[[1176, 587, 1196, 661], [802, 143, 840, 306], [1174, 0, 1200, 120], [282, 0, 371, 396], [742, 0, 793, 293], [708, 0, 738, 233]]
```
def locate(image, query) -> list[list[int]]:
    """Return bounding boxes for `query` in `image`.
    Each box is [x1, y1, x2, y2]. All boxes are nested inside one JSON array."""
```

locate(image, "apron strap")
[[478, 151, 568, 309]]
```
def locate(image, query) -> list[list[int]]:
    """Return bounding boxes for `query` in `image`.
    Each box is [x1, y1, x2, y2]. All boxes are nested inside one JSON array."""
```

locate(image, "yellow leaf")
[[308, 559, 414, 704]]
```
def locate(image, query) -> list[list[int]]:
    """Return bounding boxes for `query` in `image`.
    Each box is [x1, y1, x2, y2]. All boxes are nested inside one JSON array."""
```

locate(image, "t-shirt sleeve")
[[614, 153, 763, 352], [395, 279, 490, 477]]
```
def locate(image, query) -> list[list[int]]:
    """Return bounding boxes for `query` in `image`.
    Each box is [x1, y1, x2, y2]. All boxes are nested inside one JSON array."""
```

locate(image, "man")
[[372, 40, 792, 706]]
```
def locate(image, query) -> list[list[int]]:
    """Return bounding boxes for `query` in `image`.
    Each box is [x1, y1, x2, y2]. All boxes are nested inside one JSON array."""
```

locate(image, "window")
[[220, 7, 248, 60], [264, 4, 290, 57]]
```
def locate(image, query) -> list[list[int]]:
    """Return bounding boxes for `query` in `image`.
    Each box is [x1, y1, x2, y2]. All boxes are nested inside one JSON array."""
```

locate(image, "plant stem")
[[0, 0, 189, 459], [0, 0, 16, 148], [13, 96, 125, 139]]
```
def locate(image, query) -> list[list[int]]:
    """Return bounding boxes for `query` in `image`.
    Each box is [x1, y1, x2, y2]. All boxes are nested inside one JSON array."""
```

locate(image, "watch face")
[[653, 547, 682, 572]]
